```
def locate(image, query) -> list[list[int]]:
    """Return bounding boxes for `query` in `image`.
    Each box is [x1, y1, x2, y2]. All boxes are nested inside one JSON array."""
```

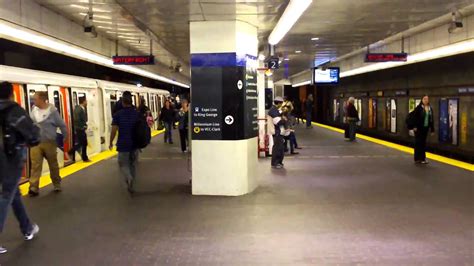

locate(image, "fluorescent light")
[[70, 4, 111, 13], [295, 50, 302, 53], [0, 21, 189, 88], [340, 38, 474, 78], [284, 58, 290, 61], [292, 80, 311, 87], [79, 13, 111, 19], [137, 83, 143, 87], [268, 0, 312, 45], [311, 37, 319, 41]]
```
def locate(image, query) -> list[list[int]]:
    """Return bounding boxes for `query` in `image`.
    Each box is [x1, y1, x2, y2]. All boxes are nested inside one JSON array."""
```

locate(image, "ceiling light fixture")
[[70, 4, 111, 13], [268, 0, 312, 45], [292, 80, 311, 87], [311, 37, 319, 41], [295, 50, 302, 53], [79, 12, 111, 19], [0, 21, 189, 88]]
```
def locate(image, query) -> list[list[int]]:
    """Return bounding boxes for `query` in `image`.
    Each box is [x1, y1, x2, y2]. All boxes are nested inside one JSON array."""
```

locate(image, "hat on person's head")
[[274, 96, 284, 103]]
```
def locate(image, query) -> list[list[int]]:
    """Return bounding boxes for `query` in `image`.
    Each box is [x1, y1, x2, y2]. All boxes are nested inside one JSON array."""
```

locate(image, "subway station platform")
[[1, 125, 472, 265]]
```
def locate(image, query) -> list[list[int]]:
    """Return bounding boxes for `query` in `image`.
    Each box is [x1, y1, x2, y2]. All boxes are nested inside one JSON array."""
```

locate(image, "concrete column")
[[190, 20, 258, 196], [257, 58, 266, 157]]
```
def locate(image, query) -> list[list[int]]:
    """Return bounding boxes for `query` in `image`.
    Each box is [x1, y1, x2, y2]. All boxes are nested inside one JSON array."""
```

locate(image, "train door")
[[48, 86, 73, 166], [70, 88, 101, 158], [104, 89, 117, 147], [11, 84, 29, 182]]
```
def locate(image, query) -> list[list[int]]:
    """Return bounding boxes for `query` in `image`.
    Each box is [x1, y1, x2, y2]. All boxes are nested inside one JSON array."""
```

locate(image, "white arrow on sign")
[[237, 80, 243, 90], [225, 115, 234, 125]]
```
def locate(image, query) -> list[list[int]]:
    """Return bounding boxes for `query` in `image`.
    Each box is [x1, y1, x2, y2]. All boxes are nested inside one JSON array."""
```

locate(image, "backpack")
[[406, 109, 417, 130], [133, 115, 151, 149], [0, 105, 17, 157]]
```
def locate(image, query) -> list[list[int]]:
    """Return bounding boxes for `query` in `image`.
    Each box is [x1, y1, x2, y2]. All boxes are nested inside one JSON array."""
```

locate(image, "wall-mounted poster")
[[355, 98, 362, 126], [385, 99, 391, 131], [390, 99, 397, 133], [368, 98, 377, 128], [342, 100, 347, 123], [448, 99, 459, 145], [439, 99, 449, 143], [409, 98, 422, 112], [333, 99, 339, 121]]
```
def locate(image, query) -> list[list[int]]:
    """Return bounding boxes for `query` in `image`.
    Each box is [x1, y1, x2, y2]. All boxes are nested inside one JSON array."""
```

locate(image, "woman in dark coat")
[[159, 100, 176, 144], [412, 95, 434, 164], [345, 97, 359, 141]]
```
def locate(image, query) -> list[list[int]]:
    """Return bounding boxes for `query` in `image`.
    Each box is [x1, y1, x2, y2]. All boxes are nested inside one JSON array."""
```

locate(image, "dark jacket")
[[0, 100, 40, 156], [346, 103, 359, 121], [413, 104, 434, 132], [178, 109, 189, 130], [305, 99, 313, 113], [159, 107, 176, 123], [73, 105, 87, 130], [269, 105, 285, 136]]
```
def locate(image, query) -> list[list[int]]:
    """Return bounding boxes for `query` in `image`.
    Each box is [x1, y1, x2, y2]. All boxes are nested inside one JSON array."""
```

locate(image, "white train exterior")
[[0, 65, 169, 180]]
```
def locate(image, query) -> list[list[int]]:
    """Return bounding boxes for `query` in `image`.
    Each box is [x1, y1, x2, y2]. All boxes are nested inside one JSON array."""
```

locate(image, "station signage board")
[[112, 55, 155, 65], [266, 57, 280, 69], [365, 53, 408, 63]]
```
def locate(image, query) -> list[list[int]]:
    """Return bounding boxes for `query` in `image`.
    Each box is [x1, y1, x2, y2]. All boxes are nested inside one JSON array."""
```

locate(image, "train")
[[0, 65, 170, 181]]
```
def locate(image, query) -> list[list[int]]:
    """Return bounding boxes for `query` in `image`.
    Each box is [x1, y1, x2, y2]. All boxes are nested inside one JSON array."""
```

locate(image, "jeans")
[[306, 111, 312, 127], [164, 122, 173, 143], [0, 148, 33, 235], [284, 132, 298, 153], [271, 135, 285, 166], [414, 127, 429, 161], [118, 151, 138, 187], [349, 121, 357, 141], [71, 129, 88, 161], [29, 141, 62, 192], [179, 128, 188, 152]]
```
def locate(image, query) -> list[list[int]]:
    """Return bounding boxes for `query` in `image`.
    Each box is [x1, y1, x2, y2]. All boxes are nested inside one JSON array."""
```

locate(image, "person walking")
[[29, 91, 67, 196], [412, 95, 435, 164], [178, 99, 190, 153], [159, 100, 176, 144], [109, 95, 139, 194], [346, 97, 359, 142], [269, 97, 286, 169], [0, 82, 41, 253], [113, 91, 134, 115], [305, 94, 314, 128], [69, 97, 90, 162]]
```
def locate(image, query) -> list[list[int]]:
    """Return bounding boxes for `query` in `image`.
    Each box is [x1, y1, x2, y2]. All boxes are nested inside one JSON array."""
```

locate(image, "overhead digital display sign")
[[313, 67, 340, 84], [112, 55, 155, 65], [365, 53, 408, 62]]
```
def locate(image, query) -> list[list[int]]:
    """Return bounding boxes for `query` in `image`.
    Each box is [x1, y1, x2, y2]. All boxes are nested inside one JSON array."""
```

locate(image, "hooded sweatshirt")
[[30, 104, 67, 142]]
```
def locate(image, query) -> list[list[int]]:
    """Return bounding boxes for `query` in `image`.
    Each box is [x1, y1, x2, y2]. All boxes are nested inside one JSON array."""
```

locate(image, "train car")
[[0, 65, 169, 182]]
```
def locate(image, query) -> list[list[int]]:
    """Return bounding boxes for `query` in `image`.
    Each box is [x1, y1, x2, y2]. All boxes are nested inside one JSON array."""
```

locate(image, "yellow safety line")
[[311, 122, 474, 172], [19, 129, 165, 196]]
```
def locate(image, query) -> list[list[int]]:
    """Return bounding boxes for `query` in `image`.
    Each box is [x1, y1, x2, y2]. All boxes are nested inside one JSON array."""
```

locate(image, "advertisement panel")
[[448, 99, 459, 145], [390, 99, 397, 133], [439, 99, 449, 143], [368, 98, 377, 128]]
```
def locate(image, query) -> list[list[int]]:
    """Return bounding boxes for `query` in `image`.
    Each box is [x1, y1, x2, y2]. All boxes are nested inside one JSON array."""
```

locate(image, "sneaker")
[[421, 161, 429, 164], [272, 164, 283, 169], [28, 190, 39, 197], [290, 152, 299, 155], [83, 159, 92, 163], [0, 246, 7, 254], [54, 186, 62, 193], [24, 224, 39, 241]]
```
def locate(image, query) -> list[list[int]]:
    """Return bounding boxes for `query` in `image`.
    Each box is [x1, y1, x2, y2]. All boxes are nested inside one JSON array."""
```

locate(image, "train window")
[[29, 90, 36, 110], [73, 92, 78, 107], [77, 93, 87, 112], [109, 92, 117, 115], [53, 91, 62, 116]]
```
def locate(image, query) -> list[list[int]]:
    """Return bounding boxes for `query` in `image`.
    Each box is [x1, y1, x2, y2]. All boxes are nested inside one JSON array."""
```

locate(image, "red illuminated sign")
[[365, 53, 408, 62], [112, 55, 155, 65]]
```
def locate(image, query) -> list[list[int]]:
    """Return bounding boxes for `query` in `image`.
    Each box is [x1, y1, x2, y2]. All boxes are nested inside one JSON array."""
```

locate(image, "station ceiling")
[[34, 0, 474, 81]]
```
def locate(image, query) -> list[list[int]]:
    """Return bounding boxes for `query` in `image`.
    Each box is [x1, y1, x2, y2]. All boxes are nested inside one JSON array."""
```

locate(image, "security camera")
[[448, 11, 463, 34], [83, 12, 98, 38]]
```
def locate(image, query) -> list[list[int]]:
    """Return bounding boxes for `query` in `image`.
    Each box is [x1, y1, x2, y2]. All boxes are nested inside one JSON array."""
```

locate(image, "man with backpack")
[[0, 82, 41, 253], [109, 95, 150, 194]]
